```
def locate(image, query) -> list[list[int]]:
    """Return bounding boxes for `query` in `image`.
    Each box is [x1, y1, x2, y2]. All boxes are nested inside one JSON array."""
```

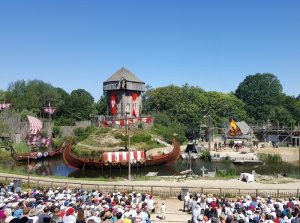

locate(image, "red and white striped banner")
[[27, 115, 43, 135], [0, 103, 11, 110], [103, 150, 145, 163], [101, 116, 152, 127]]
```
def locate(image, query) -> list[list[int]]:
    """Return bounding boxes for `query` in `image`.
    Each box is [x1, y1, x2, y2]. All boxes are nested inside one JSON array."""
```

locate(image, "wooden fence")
[[0, 175, 299, 199]]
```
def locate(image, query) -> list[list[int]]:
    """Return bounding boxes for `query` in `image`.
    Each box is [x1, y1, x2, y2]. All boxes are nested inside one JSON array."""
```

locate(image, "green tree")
[[0, 90, 6, 102], [68, 89, 95, 120], [235, 73, 283, 122], [6, 80, 62, 116], [96, 95, 108, 115]]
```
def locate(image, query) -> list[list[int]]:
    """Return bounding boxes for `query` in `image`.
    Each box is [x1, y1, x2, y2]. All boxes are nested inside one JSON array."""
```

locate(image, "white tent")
[[239, 173, 255, 183]]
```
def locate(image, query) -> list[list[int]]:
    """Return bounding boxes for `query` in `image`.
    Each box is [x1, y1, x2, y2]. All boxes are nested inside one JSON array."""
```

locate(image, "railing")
[[0, 175, 299, 199]]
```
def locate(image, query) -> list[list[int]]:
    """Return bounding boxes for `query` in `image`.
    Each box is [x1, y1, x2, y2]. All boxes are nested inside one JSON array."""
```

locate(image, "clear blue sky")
[[0, 0, 299, 101]]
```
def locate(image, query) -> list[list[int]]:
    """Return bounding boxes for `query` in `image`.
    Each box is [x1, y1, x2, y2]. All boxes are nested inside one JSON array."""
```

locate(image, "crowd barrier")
[[0, 175, 299, 199]]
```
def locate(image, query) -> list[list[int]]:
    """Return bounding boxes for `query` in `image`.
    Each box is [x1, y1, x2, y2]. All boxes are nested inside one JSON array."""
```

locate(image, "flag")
[[131, 92, 138, 116], [111, 94, 117, 115]]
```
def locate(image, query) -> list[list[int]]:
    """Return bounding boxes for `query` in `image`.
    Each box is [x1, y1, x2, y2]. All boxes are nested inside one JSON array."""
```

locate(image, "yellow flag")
[[230, 118, 237, 130]]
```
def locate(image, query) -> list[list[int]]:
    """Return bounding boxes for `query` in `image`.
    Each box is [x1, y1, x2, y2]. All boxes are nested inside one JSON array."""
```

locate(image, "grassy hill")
[[71, 127, 169, 157]]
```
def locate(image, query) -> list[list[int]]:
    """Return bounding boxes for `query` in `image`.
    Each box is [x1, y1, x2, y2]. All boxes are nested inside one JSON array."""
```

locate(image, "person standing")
[[160, 203, 166, 220]]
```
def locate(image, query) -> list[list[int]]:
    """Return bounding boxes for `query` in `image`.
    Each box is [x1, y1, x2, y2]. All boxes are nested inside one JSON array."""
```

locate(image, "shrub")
[[216, 169, 237, 178], [52, 137, 67, 148], [130, 133, 152, 144], [13, 141, 31, 153], [258, 153, 282, 164], [73, 126, 96, 143]]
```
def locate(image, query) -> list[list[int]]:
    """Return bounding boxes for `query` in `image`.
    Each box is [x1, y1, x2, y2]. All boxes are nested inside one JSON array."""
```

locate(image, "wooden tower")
[[103, 67, 145, 117]]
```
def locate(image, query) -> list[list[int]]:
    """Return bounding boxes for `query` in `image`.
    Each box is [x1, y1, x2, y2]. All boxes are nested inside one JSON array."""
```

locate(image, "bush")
[[13, 141, 31, 153], [153, 123, 187, 144], [258, 153, 282, 164], [215, 169, 237, 177], [130, 133, 152, 144], [200, 150, 211, 160], [52, 137, 67, 148], [52, 126, 61, 137], [73, 126, 96, 143]]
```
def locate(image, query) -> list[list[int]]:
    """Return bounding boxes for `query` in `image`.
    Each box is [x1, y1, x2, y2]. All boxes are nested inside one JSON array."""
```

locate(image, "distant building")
[[103, 67, 145, 117], [225, 120, 253, 141]]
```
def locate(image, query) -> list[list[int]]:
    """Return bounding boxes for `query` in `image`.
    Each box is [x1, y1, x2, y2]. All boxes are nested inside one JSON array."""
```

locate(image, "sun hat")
[[28, 208, 39, 217]]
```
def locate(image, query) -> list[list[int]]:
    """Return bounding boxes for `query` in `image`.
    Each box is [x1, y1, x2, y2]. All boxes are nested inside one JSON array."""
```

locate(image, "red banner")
[[131, 92, 138, 116], [111, 94, 117, 115]]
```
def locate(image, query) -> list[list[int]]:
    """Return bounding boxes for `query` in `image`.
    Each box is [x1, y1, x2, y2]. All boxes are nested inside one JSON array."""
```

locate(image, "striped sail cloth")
[[103, 151, 145, 163], [0, 103, 11, 110], [43, 107, 56, 115], [27, 115, 43, 135], [101, 116, 152, 127]]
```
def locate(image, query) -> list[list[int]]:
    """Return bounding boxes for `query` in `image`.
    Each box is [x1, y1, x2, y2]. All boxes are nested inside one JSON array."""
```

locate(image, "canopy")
[[27, 115, 43, 135]]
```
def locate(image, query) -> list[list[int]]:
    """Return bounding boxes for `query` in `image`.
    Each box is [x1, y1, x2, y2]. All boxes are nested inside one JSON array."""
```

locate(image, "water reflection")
[[0, 157, 299, 178]]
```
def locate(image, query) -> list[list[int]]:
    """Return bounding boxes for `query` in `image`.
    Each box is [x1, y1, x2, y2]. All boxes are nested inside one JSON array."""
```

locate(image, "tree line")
[[0, 73, 299, 131]]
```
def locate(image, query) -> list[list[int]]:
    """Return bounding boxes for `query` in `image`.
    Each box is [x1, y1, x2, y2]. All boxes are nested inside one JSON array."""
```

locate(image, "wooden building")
[[225, 120, 253, 142], [103, 67, 145, 117]]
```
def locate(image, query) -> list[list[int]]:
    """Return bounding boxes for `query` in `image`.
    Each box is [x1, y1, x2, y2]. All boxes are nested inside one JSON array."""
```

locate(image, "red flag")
[[131, 92, 138, 116], [111, 94, 117, 115]]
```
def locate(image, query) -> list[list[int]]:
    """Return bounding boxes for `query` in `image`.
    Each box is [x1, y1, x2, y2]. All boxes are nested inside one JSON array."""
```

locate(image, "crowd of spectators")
[[0, 182, 157, 223], [183, 192, 300, 223]]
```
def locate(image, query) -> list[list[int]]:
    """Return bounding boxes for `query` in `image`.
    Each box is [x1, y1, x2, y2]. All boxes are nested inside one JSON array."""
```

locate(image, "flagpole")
[[126, 112, 131, 181]]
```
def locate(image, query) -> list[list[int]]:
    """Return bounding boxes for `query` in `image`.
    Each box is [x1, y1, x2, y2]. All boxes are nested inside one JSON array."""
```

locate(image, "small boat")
[[8, 144, 65, 162], [233, 160, 263, 165], [63, 135, 181, 169]]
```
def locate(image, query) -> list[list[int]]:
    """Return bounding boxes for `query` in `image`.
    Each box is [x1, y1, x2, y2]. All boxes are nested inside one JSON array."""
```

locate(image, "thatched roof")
[[105, 67, 144, 83]]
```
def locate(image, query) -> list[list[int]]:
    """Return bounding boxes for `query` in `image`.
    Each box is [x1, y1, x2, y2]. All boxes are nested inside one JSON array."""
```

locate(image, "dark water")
[[0, 156, 299, 179]]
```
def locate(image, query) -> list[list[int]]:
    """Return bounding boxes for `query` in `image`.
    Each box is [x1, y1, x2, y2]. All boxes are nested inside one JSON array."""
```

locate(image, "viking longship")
[[9, 145, 64, 162], [63, 135, 180, 169], [9, 115, 63, 161]]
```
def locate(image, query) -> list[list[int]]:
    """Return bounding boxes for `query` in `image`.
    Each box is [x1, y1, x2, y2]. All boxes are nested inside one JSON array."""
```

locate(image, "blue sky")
[[0, 0, 299, 101]]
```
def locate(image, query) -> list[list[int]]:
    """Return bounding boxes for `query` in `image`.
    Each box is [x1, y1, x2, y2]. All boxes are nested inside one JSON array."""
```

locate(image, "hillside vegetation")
[[71, 126, 171, 158]]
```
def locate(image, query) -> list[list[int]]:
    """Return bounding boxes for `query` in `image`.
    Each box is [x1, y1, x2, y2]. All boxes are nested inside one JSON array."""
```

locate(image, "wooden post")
[[151, 186, 153, 195], [169, 187, 172, 197], [256, 189, 258, 197]]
